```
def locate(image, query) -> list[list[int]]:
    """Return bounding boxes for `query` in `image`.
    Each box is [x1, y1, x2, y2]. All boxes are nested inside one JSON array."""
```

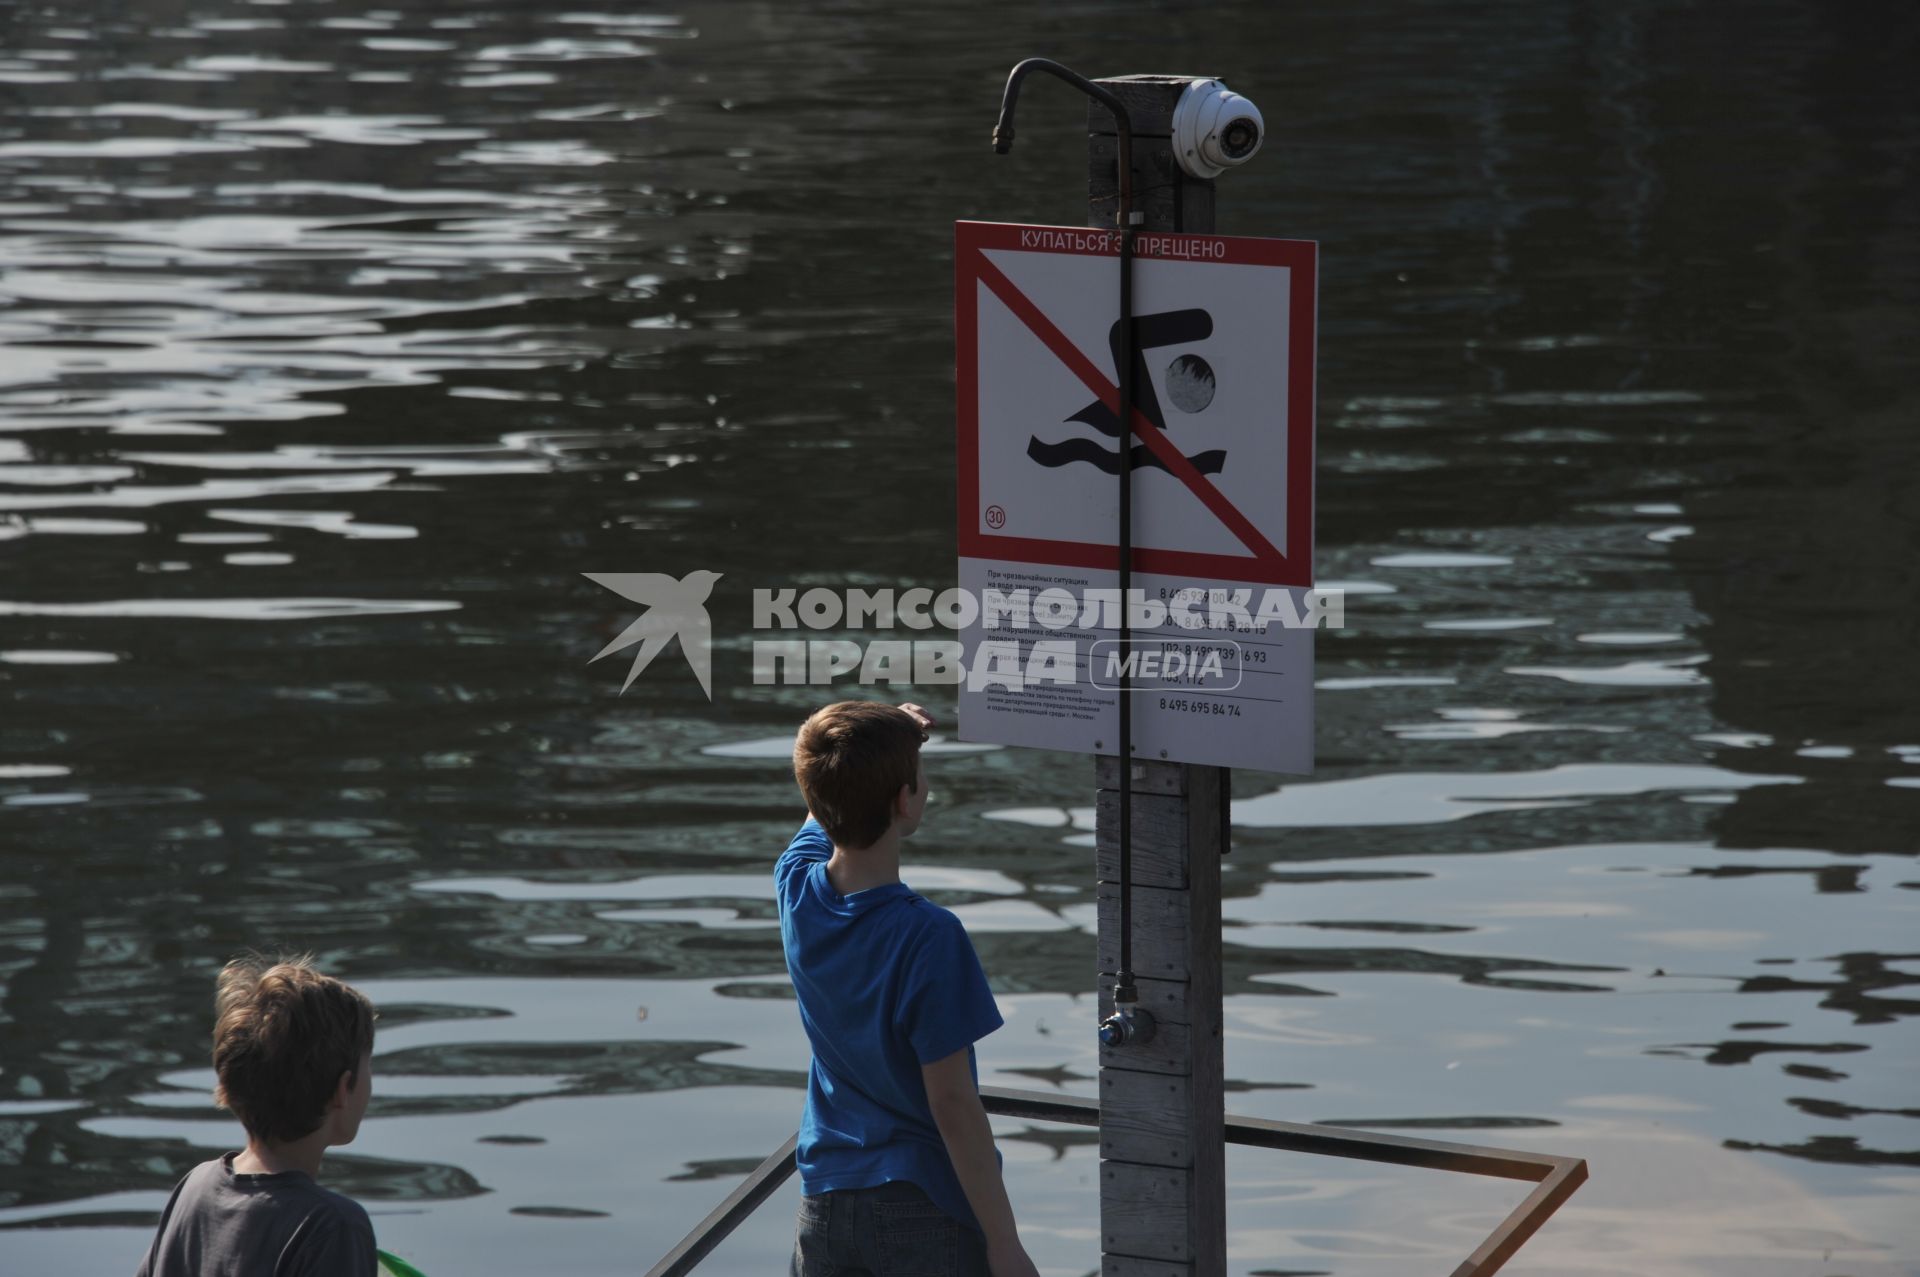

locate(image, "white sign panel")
[[954, 221, 1318, 774]]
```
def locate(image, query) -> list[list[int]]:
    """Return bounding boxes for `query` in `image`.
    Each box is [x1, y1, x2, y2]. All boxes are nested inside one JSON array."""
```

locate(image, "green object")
[[377, 1249, 430, 1277]]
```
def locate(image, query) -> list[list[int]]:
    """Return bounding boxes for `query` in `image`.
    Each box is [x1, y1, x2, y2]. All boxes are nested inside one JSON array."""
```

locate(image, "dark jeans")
[[791, 1181, 988, 1277]]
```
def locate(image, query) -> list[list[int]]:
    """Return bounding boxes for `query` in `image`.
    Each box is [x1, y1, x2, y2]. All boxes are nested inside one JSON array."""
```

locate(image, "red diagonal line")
[[972, 248, 1286, 568]]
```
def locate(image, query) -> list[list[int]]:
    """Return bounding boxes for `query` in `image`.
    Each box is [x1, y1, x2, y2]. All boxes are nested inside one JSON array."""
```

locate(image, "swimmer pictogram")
[[1026, 308, 1226, 476], [955, 220, 1315, 590]]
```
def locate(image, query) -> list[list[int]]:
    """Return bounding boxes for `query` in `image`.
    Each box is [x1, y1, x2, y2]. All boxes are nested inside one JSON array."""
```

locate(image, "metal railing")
[[644, 1086, 1587, 1277]]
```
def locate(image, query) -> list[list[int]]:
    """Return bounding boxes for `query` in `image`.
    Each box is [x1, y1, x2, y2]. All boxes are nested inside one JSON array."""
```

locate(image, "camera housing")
[[1170, 78, 1265, 179]]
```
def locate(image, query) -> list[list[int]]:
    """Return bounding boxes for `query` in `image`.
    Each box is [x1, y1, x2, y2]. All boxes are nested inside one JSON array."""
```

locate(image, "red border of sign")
[[956, 219, 1316, 588]]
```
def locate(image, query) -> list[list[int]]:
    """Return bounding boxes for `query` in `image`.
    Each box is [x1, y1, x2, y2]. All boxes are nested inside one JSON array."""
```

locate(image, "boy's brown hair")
[[212, 955, 375, 1144], [793, 701, 925, 850]]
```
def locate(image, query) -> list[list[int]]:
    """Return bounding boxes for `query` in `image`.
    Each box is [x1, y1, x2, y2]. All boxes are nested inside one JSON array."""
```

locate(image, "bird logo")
[[582, 570, 723, 698]]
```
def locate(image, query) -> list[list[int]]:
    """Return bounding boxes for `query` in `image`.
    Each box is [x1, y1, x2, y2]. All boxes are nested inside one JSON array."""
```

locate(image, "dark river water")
[[2, 2, 1916, 1274]]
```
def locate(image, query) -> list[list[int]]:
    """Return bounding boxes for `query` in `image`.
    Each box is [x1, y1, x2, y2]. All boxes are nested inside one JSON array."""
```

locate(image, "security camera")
[[1171, 78, 1264, 179]]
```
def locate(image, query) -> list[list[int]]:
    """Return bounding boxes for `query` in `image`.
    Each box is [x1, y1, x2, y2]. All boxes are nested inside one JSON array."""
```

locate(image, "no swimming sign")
[[954, 220, 1319, 774]]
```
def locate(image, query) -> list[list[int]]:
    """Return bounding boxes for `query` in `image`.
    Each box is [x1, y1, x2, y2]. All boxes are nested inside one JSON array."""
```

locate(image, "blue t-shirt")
[[776, 819, 1004, 1229]]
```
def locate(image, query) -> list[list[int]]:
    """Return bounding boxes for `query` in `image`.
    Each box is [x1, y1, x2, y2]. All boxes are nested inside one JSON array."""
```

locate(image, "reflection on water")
[[2, 0, 1916, 1274]]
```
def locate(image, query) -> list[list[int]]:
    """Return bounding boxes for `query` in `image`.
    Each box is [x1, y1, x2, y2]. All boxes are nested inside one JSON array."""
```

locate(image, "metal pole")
[[992, 58, 1141, 1008], [1115, 173, 1138, 1007], [1085, 72, 1226, 1274]]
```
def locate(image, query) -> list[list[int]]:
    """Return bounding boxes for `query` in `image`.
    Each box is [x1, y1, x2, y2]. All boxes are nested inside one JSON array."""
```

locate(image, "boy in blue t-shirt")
[[779, 701, 1038, 1277]]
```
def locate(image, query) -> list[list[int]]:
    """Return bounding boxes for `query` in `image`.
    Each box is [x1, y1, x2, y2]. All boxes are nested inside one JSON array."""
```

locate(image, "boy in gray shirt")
[[136, 955, 379, 1277]]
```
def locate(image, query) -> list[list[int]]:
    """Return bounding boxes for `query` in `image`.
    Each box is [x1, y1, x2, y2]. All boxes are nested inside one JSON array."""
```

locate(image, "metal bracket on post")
[[1097, 1003, 1156, 1048]]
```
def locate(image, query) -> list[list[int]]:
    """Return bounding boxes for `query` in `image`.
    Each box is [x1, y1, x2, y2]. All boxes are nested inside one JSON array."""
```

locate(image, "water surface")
[[2, 2, 1916, 1275]]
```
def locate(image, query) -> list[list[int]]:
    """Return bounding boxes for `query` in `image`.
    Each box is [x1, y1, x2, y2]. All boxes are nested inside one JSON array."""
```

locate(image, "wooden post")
[[1090, 74, 1227, 1277]]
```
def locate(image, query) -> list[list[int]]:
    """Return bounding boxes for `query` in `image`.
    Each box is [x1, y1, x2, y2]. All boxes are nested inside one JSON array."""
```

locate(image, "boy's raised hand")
[[898, 703, 936, 735]]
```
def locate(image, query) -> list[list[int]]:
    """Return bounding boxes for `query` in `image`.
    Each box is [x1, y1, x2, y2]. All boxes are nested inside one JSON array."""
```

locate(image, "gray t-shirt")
[[135, 1153, 377, 1277]]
